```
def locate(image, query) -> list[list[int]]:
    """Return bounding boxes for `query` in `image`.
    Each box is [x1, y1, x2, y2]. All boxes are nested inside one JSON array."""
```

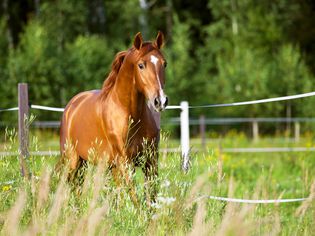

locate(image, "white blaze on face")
[[150, 55, 159, 66], [150, 55, 167, 108], [150, 55, 161, 90], [150, 55, 167, 111]]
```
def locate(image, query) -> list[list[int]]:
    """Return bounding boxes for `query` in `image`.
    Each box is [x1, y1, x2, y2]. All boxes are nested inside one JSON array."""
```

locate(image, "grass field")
[[0, 128, 315, 235]]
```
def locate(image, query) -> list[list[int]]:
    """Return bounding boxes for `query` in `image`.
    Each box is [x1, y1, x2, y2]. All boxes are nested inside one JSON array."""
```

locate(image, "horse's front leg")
[[143, 148, 159, 207], [111, 157, 139, 207]]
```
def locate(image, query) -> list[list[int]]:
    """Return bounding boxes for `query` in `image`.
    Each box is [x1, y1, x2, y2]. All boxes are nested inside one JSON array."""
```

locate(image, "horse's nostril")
[[154, 97, 160, 107], [165, 97, 169, 107]]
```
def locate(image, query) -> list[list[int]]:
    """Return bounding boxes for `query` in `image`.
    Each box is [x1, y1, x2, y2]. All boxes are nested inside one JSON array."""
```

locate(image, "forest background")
[[1, 0, 315, 129]]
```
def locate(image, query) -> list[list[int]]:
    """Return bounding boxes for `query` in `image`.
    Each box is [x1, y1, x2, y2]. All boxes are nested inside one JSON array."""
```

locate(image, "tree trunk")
[[2, 0, 14, 49]]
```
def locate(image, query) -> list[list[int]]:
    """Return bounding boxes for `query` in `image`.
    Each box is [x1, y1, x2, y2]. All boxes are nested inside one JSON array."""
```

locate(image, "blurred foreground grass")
[[0, 129, 314, 235]]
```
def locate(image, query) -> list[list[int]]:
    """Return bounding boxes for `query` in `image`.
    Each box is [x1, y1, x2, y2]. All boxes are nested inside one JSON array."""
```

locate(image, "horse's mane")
[[101, 43, 156, 98], [101, 50, 127, 98]]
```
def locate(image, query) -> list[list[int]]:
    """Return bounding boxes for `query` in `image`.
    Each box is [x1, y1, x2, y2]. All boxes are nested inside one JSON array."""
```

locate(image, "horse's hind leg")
[[70, 157, 87, 194], [59, 139, 81, 182], [67, 154, 82, 182]]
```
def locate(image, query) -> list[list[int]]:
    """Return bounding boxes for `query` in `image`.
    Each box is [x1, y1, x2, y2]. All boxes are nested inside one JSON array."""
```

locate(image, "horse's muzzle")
[[153, 95, 168, 112]]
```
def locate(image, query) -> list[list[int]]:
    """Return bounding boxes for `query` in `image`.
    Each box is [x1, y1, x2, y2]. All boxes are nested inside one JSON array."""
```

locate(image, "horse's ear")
[[155, 31, 164, 49], [133, 32, 143, 50]]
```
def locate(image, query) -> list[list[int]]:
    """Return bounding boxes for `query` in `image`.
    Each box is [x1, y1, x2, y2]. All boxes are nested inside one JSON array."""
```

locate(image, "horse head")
[[130, 31, 168, 112]]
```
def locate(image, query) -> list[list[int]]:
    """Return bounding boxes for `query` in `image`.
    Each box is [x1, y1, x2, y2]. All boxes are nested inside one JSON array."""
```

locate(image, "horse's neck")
[[111, 65, 146, 120]]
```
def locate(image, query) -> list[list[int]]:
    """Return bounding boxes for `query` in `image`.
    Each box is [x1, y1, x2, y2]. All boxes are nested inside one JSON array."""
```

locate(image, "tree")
[[64, 35, 115, 102]]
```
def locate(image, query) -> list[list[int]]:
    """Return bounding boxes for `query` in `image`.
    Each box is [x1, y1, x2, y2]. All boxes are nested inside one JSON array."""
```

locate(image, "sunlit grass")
[[0, 129, 314, 235]]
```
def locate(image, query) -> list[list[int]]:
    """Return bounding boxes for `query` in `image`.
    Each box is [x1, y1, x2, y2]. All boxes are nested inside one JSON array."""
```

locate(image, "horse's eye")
[[138, 63, 145, 70], [163, 62, 167, 68]]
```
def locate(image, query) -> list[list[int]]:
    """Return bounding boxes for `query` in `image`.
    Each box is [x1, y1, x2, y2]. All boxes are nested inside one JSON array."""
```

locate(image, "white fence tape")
[[2, 90, 315, 113], [0, 107, 19, 112], [189, 91, 315, 109], [0, 176, 308, 204], [166, 105, 181, 110], [31, 105, 65, 112], [223, 147, 315, 153], [28, 90, 315, 111]]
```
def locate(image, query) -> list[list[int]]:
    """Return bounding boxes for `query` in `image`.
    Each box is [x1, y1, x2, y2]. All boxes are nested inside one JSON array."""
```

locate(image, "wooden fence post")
[[199, 115, 206, 150], [252, 120, 259, 142], [18, 83, 30, 178], [294, 122, 300, 143]]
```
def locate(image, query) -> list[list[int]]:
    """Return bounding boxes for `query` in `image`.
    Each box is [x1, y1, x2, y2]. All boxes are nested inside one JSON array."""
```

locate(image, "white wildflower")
[[151, 202, 162, 209], [151, 214, 159, 220], [157, 196, 176, 205], [161, 179, 171, 188]]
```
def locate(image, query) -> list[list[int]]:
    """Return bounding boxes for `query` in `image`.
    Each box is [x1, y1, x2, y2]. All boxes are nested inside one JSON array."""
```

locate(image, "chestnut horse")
[[59, 32, 168, 206]]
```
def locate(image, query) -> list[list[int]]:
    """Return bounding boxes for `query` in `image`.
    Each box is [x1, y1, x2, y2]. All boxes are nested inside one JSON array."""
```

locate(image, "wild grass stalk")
[[1, 189, 26, 236]]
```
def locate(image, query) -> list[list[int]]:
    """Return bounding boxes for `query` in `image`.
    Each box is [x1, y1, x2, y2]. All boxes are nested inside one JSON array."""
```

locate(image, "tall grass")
[[0, 130, 315, 235]]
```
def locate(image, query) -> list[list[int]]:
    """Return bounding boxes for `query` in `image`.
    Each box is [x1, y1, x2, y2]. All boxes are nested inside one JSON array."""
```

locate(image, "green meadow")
[[0, 129, 314, 235]]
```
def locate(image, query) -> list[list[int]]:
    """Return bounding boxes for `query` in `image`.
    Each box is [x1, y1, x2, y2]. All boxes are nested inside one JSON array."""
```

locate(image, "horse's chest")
[[127, 126, 158, 158], [104, 105, 159, 159]]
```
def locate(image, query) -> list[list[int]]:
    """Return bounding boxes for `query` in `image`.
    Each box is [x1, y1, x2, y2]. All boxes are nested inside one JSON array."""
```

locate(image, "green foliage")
[[64, 35, 115, 102], [39, 0, 88, 46], [272, 44, 311, 96], [270, 44, 315, 117], [1, 0, 315, 123], [0, 18, 10, 113], [165, 15, 193, 105], [193, 0, 315, 119], [7, 21, 63, 106], [104, 0, 142, 39]]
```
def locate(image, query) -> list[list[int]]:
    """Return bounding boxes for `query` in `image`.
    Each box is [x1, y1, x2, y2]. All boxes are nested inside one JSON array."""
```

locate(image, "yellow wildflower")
[[2, 185, 12, 192]]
